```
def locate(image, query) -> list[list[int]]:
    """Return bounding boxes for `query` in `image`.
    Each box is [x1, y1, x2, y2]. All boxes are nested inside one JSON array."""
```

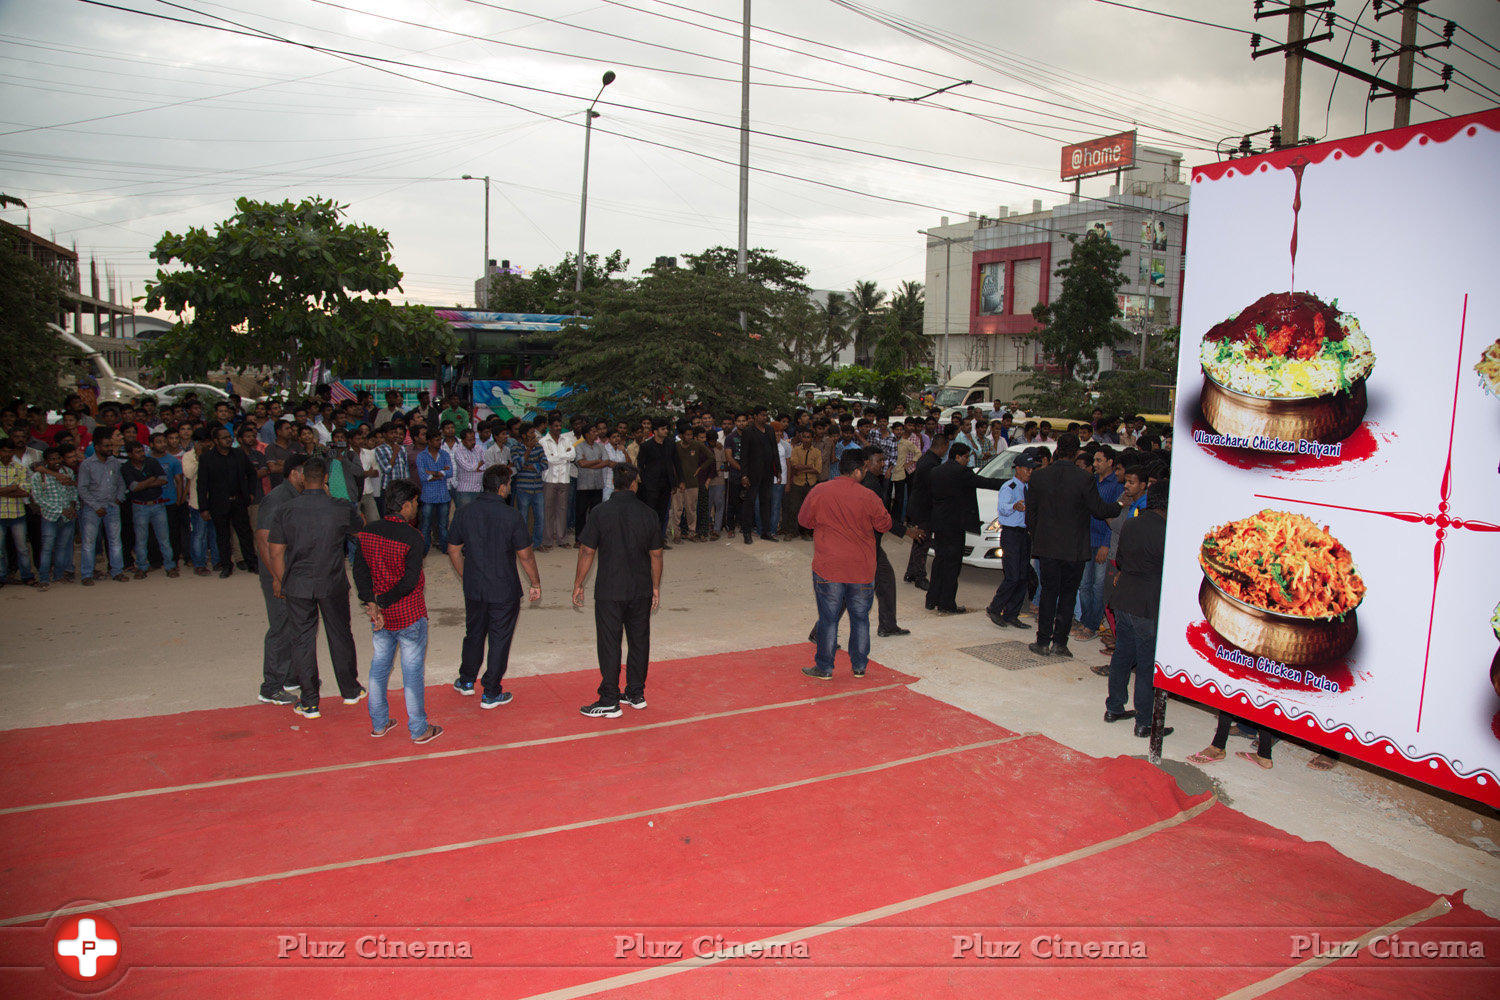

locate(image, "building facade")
[[926, 147, 1189, 380]]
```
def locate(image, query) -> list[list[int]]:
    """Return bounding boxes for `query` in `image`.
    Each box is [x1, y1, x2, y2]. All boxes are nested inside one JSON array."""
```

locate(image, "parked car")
[[152, 383, 257, 407], [963, 440, 1057, 570]]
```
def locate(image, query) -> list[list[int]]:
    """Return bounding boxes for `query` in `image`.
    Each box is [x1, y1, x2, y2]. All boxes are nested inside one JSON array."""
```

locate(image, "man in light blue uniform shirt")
[[985, 453, 1038, 629]]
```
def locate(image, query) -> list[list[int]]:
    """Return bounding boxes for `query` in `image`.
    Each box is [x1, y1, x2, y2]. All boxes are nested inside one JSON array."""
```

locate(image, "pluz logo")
[[53, 915, 120, 981]]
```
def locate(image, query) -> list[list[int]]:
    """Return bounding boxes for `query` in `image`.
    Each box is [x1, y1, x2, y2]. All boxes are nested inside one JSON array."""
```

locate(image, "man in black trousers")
[[448, 465, 542, 709], [572, 464, 663, 718], [924, 441, 1005, 614], [198, 424, 257, 577], [1024, 433, 1122, 658], [253, 453, 306, 706], [266, 455, 365, 718], [738, 406, 778, 544], [902, 432, 949, 589], [635, 422, 678, 542]]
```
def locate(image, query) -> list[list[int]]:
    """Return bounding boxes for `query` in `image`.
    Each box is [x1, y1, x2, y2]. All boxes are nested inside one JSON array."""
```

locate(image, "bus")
[[337, 311, 580, 420]]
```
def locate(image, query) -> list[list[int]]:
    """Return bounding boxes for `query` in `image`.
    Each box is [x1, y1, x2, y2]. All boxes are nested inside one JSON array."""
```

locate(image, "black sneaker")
[[480, 691, 513, 709], [258, 690, 296, 705], [621, 693, 647, 710], [1027, 642, 1052, 656], [1135, 724, 1174, 738], [852, 666, 866, 677], [801, 666, 833, 680], [1049, 643, 1073, 658], [293, 703, 320, 719], [877, 625, 911, 637], [453, 679, 475, 695], [580, 700, 623, 718], [342, 686, 368, 705], [986, 610, 1011, 629]]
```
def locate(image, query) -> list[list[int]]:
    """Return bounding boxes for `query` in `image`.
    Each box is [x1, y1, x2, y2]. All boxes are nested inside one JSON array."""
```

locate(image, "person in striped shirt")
[[510, 427, 548, 550], [373, 423, 410, 504]]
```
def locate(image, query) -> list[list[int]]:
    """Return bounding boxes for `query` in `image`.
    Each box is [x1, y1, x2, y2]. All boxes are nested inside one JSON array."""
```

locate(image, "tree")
[[142, 196, 455, 382], [484, 249, 627, 314], [1021, 230, 1129, 413], [541, 257, 786, 420], [0, 227, 75, 405], [826, 363, 933, 413], [872, 280, 927, 372], [778, 290, 851, 373], [846, 279, 887, 366]]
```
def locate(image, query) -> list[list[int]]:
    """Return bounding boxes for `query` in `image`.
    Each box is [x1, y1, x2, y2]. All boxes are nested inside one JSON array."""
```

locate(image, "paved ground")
[[2, 533, 1496, 928]]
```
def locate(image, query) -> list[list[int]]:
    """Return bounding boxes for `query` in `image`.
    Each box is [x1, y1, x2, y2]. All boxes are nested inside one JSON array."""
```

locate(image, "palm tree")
[[813, 290, 851, 365], [846, 280, 887, 366], [873, 280, 927, 370]]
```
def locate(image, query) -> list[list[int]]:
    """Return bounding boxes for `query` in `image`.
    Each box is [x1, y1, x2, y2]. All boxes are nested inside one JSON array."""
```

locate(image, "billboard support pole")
[[1148, 688, 1167, 766]]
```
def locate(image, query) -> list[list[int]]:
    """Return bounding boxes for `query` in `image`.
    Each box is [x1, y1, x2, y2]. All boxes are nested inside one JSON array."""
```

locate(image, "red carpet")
[[0, 644, 1492, 998]]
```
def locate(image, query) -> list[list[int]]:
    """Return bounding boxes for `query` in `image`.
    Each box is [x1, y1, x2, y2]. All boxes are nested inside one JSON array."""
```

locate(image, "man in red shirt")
[[797, 450, 892, 679], [351, 479, 441, 744]]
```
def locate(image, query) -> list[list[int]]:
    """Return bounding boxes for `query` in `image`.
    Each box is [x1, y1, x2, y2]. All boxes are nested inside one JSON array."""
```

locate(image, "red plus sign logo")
[[53, 915, 120, 981]]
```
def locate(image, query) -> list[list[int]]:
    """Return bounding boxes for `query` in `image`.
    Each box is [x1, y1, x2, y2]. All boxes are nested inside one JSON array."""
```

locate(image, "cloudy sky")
[[2, 0, 1495, 313]]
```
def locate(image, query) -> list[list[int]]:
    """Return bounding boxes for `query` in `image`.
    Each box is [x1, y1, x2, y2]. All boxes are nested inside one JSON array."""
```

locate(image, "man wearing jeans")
[[121, 439, 177, 578], [511, 428, 548, 550], [76, 427, 128, 584], [448, 466, 541, 709], [30, 446, 77, 589], [1104, 478, 1169, 737], [0, 438, 36, 586], [1077, 445, 1122, 638], [415, 434, 453, 554], [797, 451, 892, 679], [353, 479, 441, 744]]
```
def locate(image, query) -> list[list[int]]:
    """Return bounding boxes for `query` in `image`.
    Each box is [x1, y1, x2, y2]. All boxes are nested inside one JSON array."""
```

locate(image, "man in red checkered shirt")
[[352, 479, 442, 744]]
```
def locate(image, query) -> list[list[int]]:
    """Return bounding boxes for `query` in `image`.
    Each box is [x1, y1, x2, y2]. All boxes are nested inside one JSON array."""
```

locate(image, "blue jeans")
[[420, 500, 450, 553], [1105, 610, 1158, 716], [80, 505, 124, 578], [812, 571, 874, 675], [762, 482, 785, 536], [1078, 556, 1108, 631], [514, 489, 544, 549], [38, 515, 75, 582], [131, 502, 175, 571], [188, 509, 219, 569], [368, 617, 430, 740], [0, 516, 34, 581]]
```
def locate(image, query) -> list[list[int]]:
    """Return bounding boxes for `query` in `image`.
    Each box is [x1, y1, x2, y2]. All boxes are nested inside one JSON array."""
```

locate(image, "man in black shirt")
[[738, 406, 778, 544], [253, 454, 305, 706], [635, 423, 678, 540], [121, 438, 177, 578], [447, 465, 542, 709], [925, 442, 1005, 614], [1025, 433, 1123, 658], [1105, 477, 1172, 737], [267, 455, 364, 718], [902, 433, 949, 589], [198, 425, 257, 578], [572, 464, 663, 718]]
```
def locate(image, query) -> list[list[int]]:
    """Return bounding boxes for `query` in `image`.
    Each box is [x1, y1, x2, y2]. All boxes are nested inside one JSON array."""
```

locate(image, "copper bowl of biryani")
[[1199, 292, 1374, 444], [1197, 510, 1366, 667]]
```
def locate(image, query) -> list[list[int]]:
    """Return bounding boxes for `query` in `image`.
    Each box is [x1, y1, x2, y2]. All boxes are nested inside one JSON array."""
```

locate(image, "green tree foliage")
[[1021, 230, 1129, 413], [872, 279, 927, 372], [826, 363, 934, 413], [0, 226, 75, 405], [541, 251, 793, 419], [1093, 326, 1179, 418], [846, 279, 887, 365], [484, 250, 628, 314], [779, 290, 852, 372], [142, 196, 455, 381]]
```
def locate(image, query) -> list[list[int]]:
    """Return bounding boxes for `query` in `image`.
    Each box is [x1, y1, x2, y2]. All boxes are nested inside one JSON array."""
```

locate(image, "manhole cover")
[[957, 642, 1044, 670]]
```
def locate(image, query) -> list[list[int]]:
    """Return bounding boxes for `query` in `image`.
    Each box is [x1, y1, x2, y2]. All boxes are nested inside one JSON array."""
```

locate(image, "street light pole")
[[736, 0, 751, 332], [461, 174, 490, 309], [575, 70, 616, 316]]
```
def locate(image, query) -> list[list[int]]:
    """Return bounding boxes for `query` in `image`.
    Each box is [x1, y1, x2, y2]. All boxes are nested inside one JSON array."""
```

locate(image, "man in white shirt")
[[357, 427, 383, 520], [540, 414, 575, 548]]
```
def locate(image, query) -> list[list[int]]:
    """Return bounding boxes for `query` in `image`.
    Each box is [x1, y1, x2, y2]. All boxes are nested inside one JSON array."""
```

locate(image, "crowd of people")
[[1, 382, 1196, 751]]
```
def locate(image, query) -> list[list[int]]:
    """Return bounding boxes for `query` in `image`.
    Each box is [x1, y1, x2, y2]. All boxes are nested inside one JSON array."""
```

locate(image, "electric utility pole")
[[737, 0, 751, 332]]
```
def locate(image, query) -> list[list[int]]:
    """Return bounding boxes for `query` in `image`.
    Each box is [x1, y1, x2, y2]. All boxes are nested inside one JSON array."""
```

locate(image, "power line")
[[1092, 0, 1256, 36]]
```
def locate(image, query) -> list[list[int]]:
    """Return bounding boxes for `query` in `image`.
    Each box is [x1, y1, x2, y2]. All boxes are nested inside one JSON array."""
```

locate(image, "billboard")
[[1155, 109, 1500, 808], [1061, 130, 1136, 181], [472, 380, 573, 420]]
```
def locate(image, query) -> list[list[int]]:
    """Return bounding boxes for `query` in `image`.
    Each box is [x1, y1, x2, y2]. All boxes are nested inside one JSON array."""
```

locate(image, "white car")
[[963, 441, 1057, 570], [152, 383, 257, 406]]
